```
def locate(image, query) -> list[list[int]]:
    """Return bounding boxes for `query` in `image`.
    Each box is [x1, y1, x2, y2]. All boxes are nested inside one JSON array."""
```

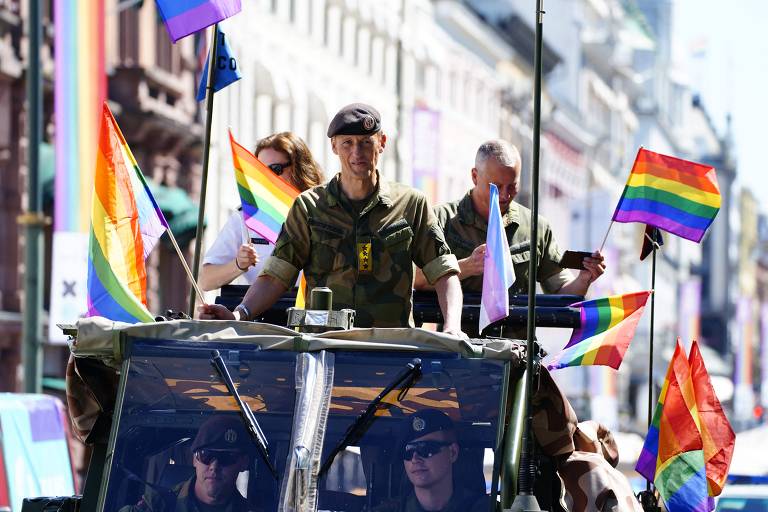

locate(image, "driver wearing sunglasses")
[[376, 409, 487, 512], [120, 416, 257, 512]]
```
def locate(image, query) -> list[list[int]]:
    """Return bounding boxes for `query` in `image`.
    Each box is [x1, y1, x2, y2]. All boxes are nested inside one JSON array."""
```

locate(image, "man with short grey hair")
[[416, 139, 604, 325]]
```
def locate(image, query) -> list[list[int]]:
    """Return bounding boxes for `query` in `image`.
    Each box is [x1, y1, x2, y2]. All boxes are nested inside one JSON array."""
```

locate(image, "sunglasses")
[[195, 449, 241, 466], [267, 162, 292, 176], [402, 440, 451, 461]]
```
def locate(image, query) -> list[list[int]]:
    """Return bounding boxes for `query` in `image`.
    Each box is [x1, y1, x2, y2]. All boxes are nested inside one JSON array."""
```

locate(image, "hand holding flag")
[[479, 184, 515, 333]]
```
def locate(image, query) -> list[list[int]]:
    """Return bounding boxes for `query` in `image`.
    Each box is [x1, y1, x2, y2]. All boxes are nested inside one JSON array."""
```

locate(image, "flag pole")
[[511, 1, 545, 510], [188, 23, 220, 316], [637, 239, 661, 512], [165, 227, 207, 307], [598, 220, 613, 252]]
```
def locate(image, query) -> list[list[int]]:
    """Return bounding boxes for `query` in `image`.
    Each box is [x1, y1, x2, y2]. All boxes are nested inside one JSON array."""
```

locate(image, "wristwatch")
[[234, 303, 252, 321]]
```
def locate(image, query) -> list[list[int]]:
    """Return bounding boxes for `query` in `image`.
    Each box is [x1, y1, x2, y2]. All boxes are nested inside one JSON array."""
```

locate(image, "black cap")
[[400, 409, 455, 445], [191, 416, 250, 452], [327, 103, 381, 137]]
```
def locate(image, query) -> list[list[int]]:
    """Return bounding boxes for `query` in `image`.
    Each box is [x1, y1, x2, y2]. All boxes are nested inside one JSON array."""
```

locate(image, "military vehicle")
[[21, 289, 607, 512]]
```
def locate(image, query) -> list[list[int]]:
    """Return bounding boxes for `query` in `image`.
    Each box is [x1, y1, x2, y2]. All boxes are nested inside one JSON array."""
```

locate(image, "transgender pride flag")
[[479, 184, 515, 333]]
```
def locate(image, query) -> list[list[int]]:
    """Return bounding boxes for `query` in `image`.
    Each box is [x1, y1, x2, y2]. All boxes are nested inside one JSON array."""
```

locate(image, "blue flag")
[[196, 30, 241, 101]]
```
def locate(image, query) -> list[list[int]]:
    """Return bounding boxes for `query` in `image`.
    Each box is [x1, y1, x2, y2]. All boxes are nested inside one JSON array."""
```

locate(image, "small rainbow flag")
[[156, 0, 241, 43], [636, 340, 709, 512], [546, 291, 652, 370], [229, 131, 301, 244], [87, 104, 169, 323], [612, 148, 720, 243]]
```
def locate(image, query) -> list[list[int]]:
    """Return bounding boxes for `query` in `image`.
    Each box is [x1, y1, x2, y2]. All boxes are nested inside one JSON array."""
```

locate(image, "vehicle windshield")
[[102, 339, 507, 512]]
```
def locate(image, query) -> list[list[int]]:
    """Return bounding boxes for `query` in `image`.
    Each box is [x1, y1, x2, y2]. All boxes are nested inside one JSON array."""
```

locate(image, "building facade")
[[0, 0, 202, 391]]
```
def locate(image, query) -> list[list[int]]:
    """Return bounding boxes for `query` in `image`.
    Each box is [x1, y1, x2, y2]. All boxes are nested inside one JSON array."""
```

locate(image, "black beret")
[[400, 409, 455, 445], [327, 103, 381, 137], [191, 416, 250, 452]]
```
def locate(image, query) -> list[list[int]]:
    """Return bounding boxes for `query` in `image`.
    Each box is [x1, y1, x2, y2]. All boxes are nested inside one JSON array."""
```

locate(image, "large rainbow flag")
[[229, 131, 301, 244], [49, 0, 106, 342], [156, 0, 241, 43], [86, 104, 168, 323], [546, 291, 652, 370], [636, 341, 710, 512], [612, 148, 720, 243]]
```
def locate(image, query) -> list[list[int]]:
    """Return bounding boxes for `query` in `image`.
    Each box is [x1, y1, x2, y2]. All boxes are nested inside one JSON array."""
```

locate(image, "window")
[[118, 5, 139, 66], [155, 15, 180, 74], [357, 26, 371, 73], [342, 16, 356, 63]]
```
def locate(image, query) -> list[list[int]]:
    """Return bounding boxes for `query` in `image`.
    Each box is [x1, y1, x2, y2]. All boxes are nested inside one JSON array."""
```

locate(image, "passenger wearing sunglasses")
[[120, 416, 258, 512], [199, 132, 324, 292], [376, 409, 487, 512]]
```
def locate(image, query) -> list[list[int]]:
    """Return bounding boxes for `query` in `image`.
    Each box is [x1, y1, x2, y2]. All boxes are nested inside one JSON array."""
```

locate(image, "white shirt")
[[202, 210, 275, 285]]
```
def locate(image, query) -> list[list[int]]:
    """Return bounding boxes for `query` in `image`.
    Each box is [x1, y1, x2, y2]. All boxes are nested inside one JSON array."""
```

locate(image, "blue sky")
[[673, 0, 768, 211]]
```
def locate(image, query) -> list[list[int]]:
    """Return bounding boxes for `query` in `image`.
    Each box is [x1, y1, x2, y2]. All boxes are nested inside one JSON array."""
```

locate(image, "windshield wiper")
[[210, 350, 278, 479], [318, 358, 422, 478]]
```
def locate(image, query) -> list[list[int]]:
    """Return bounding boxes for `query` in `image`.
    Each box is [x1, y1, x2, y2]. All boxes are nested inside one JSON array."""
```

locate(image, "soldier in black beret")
[[120, 415, 257, 512], [201, 102, 466, 337], [375, 409, 487, 512]]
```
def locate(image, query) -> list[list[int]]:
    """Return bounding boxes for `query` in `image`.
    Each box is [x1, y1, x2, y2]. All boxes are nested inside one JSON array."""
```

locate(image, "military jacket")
[[261, 173, 459, 328], [119, 477, 255, 512], [434, 191, 571, 294], [373, 486, 488, 512]]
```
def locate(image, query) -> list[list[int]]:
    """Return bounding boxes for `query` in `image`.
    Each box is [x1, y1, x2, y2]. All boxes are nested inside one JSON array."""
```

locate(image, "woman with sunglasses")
[[199, 132, 324, 291]]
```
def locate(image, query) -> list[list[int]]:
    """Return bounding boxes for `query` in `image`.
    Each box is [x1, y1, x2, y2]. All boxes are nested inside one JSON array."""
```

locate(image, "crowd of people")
[[198, 102, 605, 335]]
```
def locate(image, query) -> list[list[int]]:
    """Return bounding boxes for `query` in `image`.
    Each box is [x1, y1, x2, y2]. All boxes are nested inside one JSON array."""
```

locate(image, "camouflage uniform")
[[261, 173, 459, 327], [373, 486, 488, 512], [558, 421, 643, 512], [434, 192, 571, 295], [119, 477, 256, 512]]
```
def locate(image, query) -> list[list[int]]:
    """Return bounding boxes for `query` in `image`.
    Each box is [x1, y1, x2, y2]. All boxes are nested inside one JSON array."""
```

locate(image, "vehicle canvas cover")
[[69, 317, 527, 366]]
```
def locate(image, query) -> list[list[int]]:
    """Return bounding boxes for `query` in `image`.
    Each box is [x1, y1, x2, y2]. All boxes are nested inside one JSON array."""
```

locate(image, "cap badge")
[[362, 115, 375, 131], [412, 417, 426, 432], [224, 428, 238, 444]]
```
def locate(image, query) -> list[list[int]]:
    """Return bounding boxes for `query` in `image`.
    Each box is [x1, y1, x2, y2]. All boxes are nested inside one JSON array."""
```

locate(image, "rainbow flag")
[[636, 341, 709, 512], [295, 273, 307, 309], [49, 0, 106, 342], [54, 0, 106, 233], [479, 184, 515, 333], [86, 104, 169, 323], [546, 291, 651, 370], [612, 148, 720, 243], [229, 131, 301, 244], [689, 340, 735, 498], [156, 0, 241, 43]]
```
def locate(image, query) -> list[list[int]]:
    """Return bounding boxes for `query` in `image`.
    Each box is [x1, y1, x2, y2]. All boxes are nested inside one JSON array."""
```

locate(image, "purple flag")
[[480, 184, 515, 332], [156, 0, 241, 43]]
